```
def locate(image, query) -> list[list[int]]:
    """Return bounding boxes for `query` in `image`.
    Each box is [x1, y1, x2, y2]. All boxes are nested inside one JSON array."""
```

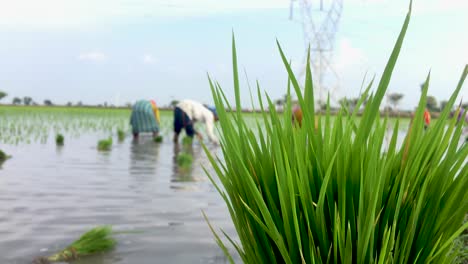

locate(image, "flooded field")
[[0, 106, 466, 264], [0, 107, 237, 264]]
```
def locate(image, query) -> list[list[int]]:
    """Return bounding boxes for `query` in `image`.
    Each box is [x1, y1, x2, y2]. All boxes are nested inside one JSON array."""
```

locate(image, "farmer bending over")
[[130, 100, 160, 139], [173, 99, 219, 144]]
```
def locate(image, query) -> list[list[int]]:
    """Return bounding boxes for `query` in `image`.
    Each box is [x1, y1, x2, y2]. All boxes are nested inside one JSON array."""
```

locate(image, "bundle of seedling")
[[177, 152, 193, 170], [55, 134, 64, 146], [154, 135, 163, 143], [117, 129, 125, 142], [97, 137, 113, 151], [204, 3, 468, 263], [182, 136, 193, 146], [0, 149, 10, 163], [33, 226, 116, 263]]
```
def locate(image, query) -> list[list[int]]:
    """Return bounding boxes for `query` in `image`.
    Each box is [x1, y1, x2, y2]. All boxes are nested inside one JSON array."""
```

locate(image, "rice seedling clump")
[[177, 152, 193, 168], [55, 134, 64, 146], [0, 149, 9, 163], [117, 129, 125, 141], [182, 136, 193, 146], [154, 135, 163, 143], [33, 225, 115, 263], [204, 4, 468, 263], [97, 138, 113, 151]]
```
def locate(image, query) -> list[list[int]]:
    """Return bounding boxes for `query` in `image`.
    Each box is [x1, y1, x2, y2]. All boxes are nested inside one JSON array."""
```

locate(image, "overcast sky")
[[0, 0, 466, 109]]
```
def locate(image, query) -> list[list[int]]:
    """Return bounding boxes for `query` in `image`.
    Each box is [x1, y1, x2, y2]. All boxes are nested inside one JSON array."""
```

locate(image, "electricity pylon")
[[290, 0, 343, 104]]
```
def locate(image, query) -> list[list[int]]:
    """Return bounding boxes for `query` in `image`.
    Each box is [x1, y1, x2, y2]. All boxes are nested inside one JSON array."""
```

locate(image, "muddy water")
[[0, 134, 237, 264]]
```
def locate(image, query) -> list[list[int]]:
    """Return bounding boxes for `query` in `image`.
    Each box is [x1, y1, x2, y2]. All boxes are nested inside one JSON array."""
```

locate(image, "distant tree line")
[[1, 88, 466, 112], [273, 90, 465, 116]]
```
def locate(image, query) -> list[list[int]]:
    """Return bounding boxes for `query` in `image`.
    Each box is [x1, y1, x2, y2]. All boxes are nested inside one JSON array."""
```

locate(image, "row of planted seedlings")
[[0, 120, 130, 145], [4, 112, 163, 263], [0, 107, 132, 144], [1, 107, 171, 261], [203, 3, 467, 263], [1, 105, 210, 146], [0, 121, 170, 167], [1, 120, 176, 145]]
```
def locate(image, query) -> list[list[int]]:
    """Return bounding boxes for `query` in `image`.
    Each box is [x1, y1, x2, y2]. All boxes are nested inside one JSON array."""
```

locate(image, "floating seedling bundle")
[[33, 226, 116, 263], [204, 3, 468, 263]]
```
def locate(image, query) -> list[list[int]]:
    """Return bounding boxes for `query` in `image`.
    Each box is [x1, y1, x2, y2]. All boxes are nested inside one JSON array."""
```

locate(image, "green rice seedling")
[[177, 152, 193, 168], [182, 136, 193, 146], [55, 134, 64, 146], [33, 225, 115, 263], [117, 129, 125, 141], [97, 137, 113, 151], [204, 3, 468, 263], [154, 135, 163, 143], [0, 149, 10, 163]]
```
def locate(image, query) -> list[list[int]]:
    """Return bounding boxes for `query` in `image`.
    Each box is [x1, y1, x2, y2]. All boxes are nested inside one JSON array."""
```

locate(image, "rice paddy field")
[[0, 106, 237, 264], [0, 105, 466, 263]]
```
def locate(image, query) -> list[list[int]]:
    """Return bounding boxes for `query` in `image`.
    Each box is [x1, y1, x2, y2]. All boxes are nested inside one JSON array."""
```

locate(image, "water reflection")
[[171, 143, 199, 186], [0, 118, 235, 263], [169, 141, 219, 193], [129, 136, 161, 178], [55, 145, 64, 155], [172, 143, 195, 183]]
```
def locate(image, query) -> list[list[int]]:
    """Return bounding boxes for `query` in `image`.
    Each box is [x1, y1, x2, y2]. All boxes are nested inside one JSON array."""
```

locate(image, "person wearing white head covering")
[[173, 99, 219, 144]]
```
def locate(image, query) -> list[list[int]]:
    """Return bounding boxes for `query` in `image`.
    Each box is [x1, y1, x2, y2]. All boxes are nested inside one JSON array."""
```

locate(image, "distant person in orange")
[[291, 104, 319, 129], [423, 108, 431, 129], [292, 105, 303, 127]]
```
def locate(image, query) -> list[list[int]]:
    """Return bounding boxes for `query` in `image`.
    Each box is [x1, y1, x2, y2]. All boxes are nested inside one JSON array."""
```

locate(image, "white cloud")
[[78, 52, 107, 62], [142, 54, 155, 64]]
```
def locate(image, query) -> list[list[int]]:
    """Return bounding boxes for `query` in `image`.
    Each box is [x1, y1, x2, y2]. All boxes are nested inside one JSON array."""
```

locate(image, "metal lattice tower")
[[290, 0, 343, 104]]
